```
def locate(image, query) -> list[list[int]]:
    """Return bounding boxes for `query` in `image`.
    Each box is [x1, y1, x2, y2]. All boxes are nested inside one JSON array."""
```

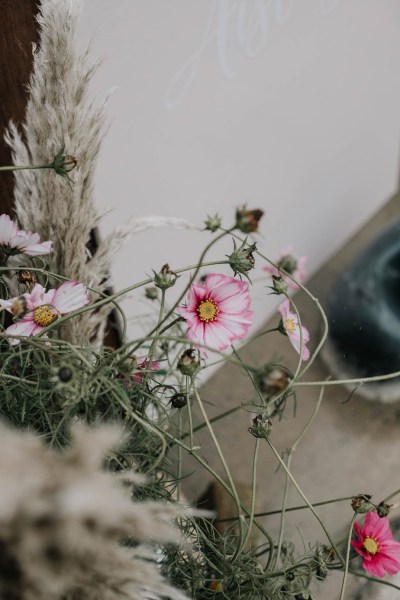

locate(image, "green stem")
[[0, 163, 54, 172], [239, 438, 260, 554], [274, 385, 325, 569], [216, 495, 355, 522], [348, 569, 400, 591], [265, 437, 345, 568], [159, 423, 275, 563], [192, 381, 245, 562], [339, 514, 357, 600]]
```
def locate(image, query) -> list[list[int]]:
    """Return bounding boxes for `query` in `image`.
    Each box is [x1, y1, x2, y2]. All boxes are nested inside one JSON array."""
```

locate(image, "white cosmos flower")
[[0, 214, 52, 256], [0, 281, 89, 345]]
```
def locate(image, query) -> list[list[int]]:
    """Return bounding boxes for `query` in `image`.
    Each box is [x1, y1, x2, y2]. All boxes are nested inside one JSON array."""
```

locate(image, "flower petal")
[[4, 318, 38, 345], [0, 214, 17, 245], [52, 281, 89, 314]]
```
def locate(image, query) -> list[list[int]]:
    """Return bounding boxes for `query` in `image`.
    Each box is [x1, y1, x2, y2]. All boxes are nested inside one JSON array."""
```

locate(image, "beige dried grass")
[[0, 422, 189, 600]]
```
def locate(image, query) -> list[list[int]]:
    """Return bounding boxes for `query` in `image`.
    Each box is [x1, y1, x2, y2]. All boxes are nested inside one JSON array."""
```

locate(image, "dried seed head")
[[351, 494, 374, 514], [235, 206, 264, 233], [177, 349, 200, 377], [153, 264, 178, 290]]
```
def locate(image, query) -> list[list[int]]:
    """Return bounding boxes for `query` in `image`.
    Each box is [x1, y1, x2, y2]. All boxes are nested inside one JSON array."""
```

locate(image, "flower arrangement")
[[0, 1, 399, 599]]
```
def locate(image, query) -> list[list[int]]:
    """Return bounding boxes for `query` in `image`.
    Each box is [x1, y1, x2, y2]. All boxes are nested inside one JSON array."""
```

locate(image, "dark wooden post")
[[0, 1, 39, 216]]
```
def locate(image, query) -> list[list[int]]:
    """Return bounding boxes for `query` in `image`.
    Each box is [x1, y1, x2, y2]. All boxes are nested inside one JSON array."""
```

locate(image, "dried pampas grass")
[[5, 0, 112, 342], [0, 422, 189, 600]]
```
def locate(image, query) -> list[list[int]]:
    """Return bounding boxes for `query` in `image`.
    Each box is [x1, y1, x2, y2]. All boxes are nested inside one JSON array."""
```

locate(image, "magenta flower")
[[0, 214, 52, 257], [116, 356, 160, 386], [352, 512, 400, 578], [0, 281, 89, 345], [177, 273, 253, 352], [264, 246, 307, 290], [278, 299, 310, 361]]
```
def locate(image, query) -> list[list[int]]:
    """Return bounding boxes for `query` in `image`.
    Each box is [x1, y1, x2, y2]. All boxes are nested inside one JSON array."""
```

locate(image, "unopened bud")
[[17, 269, 36, 291], [377, 502, 392, 518], [235, 206, 264, 233], [272, 274, 288, 295], [258, 365, 291, 397], [145, 286, 158, 300], [228, 239, 256, 278], [52, 146, 77, 181], [170, 393, 188, 409], [248, 414, 272, 439], [204, 213, 222, 232], [278, 254, 298, 274], [351, 494, 374, 514], [177, 349, 200, 376], [58, 366, 73, 383], [153, 264, 178, 290], [208, 580, 223, 592]]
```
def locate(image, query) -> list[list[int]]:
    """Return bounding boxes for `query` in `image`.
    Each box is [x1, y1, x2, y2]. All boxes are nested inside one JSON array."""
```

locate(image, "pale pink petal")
[[22, 241, 53, 256], [217, 290, 251, 315], [0, 214, 17, 244], [278, 299, 290, 321], [176, 305, 198, 326], [186, 282, 207, 307], [186, 320, 206, 347], [202, 322, 232, 351], [10, 231, 40, 247], [28, 284, 48, 308], [5, 318, 39, 345], [52, 281, 89, 314], [205, 274, 248, 302], [0, 298, 17, 313], [218, 313, 253, 339]]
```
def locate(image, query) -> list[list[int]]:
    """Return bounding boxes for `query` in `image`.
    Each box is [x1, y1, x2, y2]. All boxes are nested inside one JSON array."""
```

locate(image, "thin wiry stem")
[[192, 380, 245, 562], [339, 513, 357, 600]]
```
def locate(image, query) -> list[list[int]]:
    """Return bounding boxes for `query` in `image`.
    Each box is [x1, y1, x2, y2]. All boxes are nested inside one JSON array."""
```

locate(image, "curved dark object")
[[326, 218, 400, 396]]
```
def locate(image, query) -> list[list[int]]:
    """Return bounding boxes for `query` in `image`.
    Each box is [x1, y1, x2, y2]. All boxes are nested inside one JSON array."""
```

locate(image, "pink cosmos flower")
[[352, 512, 400, 578], [116, 356, 160, 385], [278, 299, 310, 361], [177, 273, 253, 352], [0, 214, 52, 256], [0, 281, 89, 345], [263, 246, 307, 290]]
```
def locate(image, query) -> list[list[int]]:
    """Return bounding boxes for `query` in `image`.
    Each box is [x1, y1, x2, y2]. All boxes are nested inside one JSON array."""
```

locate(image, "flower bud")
[[278, 253, 298, 274], [248, 414, 272, 439], [153, 264, 178, 290], [377, 502, 392, 518], [177, 349, 200, 376], [208, 580, 223, 592], [170, 393, 188, 409], [235, 206, 264, 233], [145, 286, 158, 300], [204, 213, 222, 232], [17, 269, 36, 292], [272, 274, 288, 295], [52, 146, 77, 180], [58, 366, 73, 383], [257, 365, 291, 397], [228, 239, 256, 278], [351, 494, 374, 514]]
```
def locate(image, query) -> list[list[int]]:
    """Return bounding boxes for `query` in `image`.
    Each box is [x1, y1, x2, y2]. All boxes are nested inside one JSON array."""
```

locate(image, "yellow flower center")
[[197, 298, 219, 322], [284, 318, 296, 334], [363, 537, 379, 555], [33, 305, 58, 327]]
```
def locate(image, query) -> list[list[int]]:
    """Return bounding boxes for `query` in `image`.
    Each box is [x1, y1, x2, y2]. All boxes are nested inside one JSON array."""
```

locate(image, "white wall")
[[78, 0, 400, 342]]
